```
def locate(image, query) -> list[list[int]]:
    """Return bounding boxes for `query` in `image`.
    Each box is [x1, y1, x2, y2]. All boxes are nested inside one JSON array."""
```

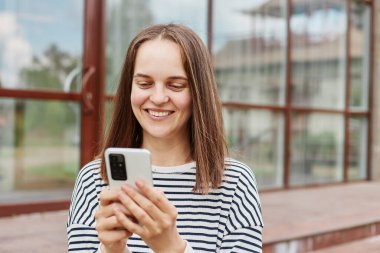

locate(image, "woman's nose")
[[150, 85, 169, 104]]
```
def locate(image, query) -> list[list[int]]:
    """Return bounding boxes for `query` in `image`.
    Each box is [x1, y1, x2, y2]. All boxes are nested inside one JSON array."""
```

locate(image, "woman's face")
[[131, 38, 192, 142]]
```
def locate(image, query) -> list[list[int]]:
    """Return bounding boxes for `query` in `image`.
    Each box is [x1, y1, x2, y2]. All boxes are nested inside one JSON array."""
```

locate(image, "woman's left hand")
[[114, 180, 186, 253]]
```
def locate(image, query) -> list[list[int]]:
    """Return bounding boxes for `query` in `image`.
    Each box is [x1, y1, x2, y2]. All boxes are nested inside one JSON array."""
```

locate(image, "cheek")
[[178, 94, 192, 116], [130, 87, 146, 108]]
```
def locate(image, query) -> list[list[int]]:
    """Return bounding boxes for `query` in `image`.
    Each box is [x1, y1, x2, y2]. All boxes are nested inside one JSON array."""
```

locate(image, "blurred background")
[[0, 0, 379, 252]]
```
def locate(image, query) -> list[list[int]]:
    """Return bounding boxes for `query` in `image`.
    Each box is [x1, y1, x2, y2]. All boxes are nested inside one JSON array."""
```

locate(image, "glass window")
[[0, 0, 83, 91], [214, 0, 287, 105], [291, 1, 347, 109], [106, 0, 208, 94], [350, 2, 371, 109], [290, 113, 344, 186], [348, 117, 367, 180], [0, 99, 80, 203], [223, 108, 284, 189]]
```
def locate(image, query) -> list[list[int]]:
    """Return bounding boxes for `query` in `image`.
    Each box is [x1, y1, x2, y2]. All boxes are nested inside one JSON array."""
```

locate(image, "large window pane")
[[291, 1, 347, 109], [223, 109, 284, 189], [350, 2, 371, 109], [291, 113, 344, 185], [214, 0, 287, 105], [0, 0, 83, 91], [348, 117, 367, 180], [0, 99, 80, 203], [106, 0, 207, 94]]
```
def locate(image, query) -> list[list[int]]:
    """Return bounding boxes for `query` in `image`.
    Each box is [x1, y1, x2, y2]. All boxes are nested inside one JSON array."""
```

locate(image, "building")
[[0, 0, 379, 215]]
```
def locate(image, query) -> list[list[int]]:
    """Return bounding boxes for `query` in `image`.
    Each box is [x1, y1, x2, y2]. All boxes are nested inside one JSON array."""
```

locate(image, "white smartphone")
[[105, 147, 153, 189]]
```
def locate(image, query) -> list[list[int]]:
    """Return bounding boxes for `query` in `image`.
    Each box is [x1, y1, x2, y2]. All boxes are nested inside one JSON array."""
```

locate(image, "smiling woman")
[[67, 24, 263, 253]]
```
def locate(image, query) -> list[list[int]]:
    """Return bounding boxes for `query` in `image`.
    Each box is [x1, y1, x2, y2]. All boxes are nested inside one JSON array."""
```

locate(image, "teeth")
[[149, 110, 170, 117]]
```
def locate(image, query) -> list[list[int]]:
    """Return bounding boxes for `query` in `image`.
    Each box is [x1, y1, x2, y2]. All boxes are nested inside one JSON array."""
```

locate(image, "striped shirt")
[[67, 158, 263, 252]]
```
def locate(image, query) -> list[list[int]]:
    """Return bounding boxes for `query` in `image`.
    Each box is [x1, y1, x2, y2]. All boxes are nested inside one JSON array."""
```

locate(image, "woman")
[[67, 24, 263, 253]]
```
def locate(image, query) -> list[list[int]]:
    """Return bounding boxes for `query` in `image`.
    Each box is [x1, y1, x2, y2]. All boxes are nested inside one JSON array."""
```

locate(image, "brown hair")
[[98, 24, 227, 193]]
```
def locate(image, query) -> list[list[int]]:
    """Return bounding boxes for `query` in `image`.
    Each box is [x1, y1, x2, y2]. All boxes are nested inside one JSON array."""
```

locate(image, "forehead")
[[140, 38, 184, 59], [134, 38, 186, 76]]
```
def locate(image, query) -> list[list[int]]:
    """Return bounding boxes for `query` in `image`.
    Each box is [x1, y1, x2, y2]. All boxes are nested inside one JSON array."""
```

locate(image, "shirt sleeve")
[[67, 161, 103, 252], [219, 165, 264, 253]]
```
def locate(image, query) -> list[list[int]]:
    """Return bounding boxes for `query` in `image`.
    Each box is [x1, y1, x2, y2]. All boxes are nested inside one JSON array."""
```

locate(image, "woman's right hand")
[[95, 188, 133, 253]]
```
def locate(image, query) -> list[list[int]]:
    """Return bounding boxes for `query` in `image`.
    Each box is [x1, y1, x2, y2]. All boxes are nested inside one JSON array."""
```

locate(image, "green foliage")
[[29, 161, 78, 181]]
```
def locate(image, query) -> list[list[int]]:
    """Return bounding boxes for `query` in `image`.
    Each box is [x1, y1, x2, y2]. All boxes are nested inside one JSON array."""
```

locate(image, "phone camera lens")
[[109, 153, 127, 180]]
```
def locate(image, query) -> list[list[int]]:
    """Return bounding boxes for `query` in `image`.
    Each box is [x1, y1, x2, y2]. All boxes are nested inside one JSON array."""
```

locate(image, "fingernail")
[[136, 180, 143, 188]]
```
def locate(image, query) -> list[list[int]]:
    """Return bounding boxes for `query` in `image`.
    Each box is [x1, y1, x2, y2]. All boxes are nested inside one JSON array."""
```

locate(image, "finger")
[[99, 189, 120, 206], [121, 184, 163, 222], [96, 205, 114, 220], [114, 207, 144, 236], [113, 202, 134, 216], [96, 215, 125, 231], [118, 188, 155, 228], [98, 229, 131, 244], [135, 180, 176, 215], [96, 202, 130, 221]]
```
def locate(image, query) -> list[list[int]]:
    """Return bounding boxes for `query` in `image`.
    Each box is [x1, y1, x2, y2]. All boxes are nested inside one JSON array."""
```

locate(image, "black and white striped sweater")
[[67, 158, 263, 252]]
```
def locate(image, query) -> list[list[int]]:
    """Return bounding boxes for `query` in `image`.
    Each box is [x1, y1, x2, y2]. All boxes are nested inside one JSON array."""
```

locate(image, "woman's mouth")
[[146, 109, 173, 118]]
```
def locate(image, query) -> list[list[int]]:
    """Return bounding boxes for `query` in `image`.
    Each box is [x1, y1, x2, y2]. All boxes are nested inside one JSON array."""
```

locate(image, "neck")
[[141, 136, 192, 167]]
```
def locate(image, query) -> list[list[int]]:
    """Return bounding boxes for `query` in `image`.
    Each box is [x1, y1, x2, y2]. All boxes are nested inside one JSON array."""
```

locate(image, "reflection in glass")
[[214, 0, 287, 105], [0, 0, 83, 91], [291, 1, 347, 109], [291, 113, 344, 185], [350, 2, 370, 109], [223, 108, 284, 189], [0, 99, 80, 203], [106, 0, 207, 94], [348, 117, 367, 180]]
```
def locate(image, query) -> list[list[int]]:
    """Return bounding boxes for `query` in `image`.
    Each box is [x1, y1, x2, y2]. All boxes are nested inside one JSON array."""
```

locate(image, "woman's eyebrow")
[[134, 73, 188, 81], [133, 73, 151, 78], [167, 76, 188, 81]]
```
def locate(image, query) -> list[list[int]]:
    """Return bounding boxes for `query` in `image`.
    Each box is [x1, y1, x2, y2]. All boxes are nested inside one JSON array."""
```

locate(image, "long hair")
[[98, 24, 227, 193]]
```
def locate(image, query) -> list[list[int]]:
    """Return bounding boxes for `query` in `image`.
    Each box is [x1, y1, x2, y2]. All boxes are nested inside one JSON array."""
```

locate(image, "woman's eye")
[[168, 83, 186, 91], [137, 82, 152, 88]]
